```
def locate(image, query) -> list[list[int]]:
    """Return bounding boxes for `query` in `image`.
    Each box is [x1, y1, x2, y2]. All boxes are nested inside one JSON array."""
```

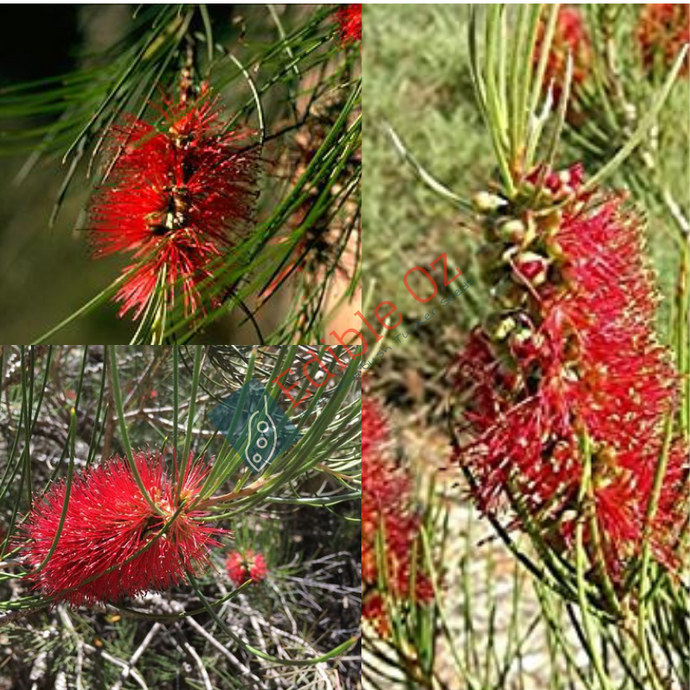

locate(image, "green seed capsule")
[[496, 218, 526, 244]]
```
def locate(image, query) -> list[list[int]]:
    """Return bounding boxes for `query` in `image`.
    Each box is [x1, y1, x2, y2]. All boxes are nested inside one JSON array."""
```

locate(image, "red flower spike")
[[535, 6, 591, 104], [454, 166, 689, 582], [362, 398, 434, 634], [362, 397, 390, 460], [337, 4, 362, 45], [225, 550, 268, 587], [89, 93, 260, 320], [362, 593, 389, 636], [637, 4, 690, 77], [22, 450, 222, 606]]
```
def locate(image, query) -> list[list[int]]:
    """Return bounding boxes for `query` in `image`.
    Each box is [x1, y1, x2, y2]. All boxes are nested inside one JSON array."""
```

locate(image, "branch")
[[110, 622, 162, 690]]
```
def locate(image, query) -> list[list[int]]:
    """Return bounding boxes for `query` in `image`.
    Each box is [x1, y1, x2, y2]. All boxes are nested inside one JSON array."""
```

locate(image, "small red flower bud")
[[226, 550, 268, 587], [513, 251, 550, 286]]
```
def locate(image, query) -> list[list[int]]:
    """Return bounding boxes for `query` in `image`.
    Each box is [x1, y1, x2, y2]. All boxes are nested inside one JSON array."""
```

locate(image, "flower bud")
[[496, 218, 527, 244], [472, 190, 507, 213], [513, 252, 550, 286], [509, 327, 544, 360]]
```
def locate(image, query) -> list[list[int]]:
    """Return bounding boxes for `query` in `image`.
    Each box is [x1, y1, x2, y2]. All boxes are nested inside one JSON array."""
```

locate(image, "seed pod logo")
[[245, 397, 277, 472], [208, 379, 302, 473]]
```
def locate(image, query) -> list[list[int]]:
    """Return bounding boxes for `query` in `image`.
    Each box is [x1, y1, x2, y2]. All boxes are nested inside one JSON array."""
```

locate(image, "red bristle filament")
[[337, 5, 362, 45]]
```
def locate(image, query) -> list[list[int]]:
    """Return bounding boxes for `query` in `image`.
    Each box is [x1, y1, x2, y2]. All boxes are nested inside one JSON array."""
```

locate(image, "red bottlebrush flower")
[[637, 4, 690, 76], [337, 4, 362, 45], [535, 6, 591, 104], [225, 550, 268, 587], [248, 552, 268, 582], [89, 92, 260, 320], [454, 166, 689, 582], [362, 398, 434, 634], [22, 450, 221, 606]]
